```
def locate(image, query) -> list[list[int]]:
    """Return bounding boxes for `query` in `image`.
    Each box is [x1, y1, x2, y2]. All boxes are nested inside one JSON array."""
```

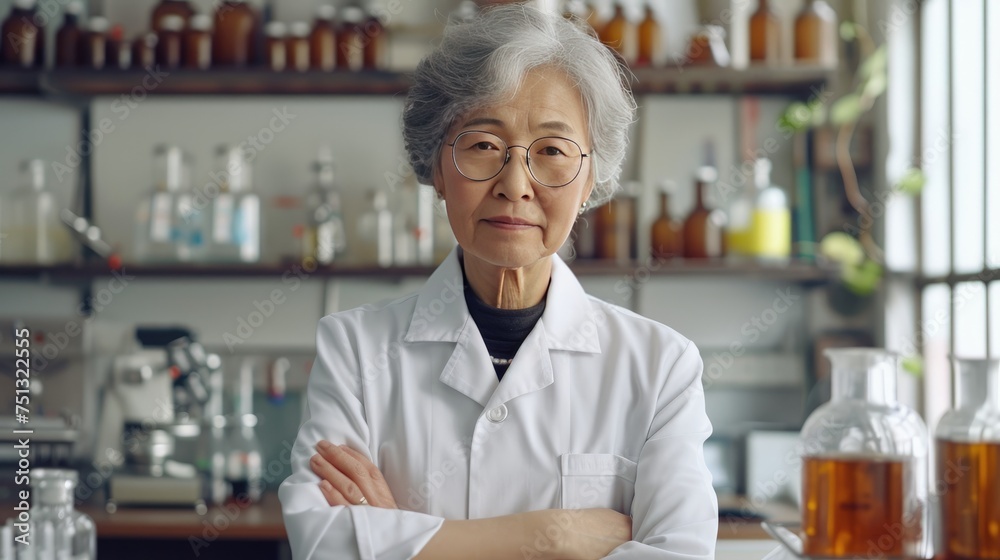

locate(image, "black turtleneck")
[[463, 275, 546, 381]]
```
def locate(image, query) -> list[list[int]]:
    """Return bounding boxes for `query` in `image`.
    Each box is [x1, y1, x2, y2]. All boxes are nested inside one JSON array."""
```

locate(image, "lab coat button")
[[486, 404, 508, 423]]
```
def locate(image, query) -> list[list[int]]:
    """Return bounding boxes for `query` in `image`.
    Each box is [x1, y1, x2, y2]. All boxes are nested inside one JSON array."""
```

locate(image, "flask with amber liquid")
[[310, 5, 336, 71], [749, 0, 780, 64], [935, 357, 1000, 560], [1, 0, 44, 68], [794, 0, 837, 67], [213, 0, 257, 67], [635, 3, 660, 67], [650, 181, 681, 259], [682, 166, 726, 259], [55, 1, 83, 67], [790, 349, 931, 559]]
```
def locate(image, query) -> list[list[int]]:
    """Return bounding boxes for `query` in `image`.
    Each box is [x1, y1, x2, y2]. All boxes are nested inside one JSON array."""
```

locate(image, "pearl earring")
[[578, 200, 589, 215]]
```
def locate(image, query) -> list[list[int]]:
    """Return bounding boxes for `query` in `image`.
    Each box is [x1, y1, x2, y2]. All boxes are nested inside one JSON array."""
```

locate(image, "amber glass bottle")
[[156, 15, 185, 69], [599, 3, 628, 58], [105, 24, 130, 69], [650, 184, 682, 259], [55, 1, 83, 67], [794, 0, 837, 67], [1, 0, 44, 68], [213, 0, 257, 67], [636, 4, 660, 67], [682, 167, 726, 259], [132, 33, 157, 69], [263, 22, 286, 72], [183, 14, 212, 69], [584, 1, 602, 35], [361, 6, 383, 70], [310, 5, 336, 71], [749, 0, 780, 64], [286, 21, 310, 72], [79, 17, 109, 70], [151, 0, 194, 33], [336, 6, 364, 71]]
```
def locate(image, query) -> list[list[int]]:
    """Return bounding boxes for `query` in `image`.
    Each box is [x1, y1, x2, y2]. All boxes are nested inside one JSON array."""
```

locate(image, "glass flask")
[[28, 469, 96, 560], [6, 159, 75, 264], [134, 145, 204, 262], [361, 2, 383, 70], [935, 357, 1000, 560], [208, 145, 260, 263], [302, 147, 347, 265], [336, 6, 364, 71], [799, 349, 931, 559]]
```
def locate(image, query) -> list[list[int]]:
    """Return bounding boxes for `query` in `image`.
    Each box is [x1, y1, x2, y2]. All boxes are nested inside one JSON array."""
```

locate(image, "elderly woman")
[[279, 5, 717, 559]]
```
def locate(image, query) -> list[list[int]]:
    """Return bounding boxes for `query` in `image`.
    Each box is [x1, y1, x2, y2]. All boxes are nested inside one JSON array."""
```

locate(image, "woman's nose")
[[492, 146, 535, 201]]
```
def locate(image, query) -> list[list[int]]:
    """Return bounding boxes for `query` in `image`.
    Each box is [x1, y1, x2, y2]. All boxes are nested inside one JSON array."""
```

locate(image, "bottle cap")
[[160, 14, 185, 32], [341, 6, 364, 23], [20, 159, 46, 191], [31, 469, 78, 507], [289, 21, 311, 38], [190, 14, 213, 31], [65, 1, 83, 16], [265, 21, 287, 37], [316, 4, 336, 20], [13, 0, 36, 9], [87, 16, 110, 33]]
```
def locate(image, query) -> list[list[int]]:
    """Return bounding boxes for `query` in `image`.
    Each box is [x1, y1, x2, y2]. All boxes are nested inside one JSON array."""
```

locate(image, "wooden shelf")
[[0, 259, 835, 285], [0, 66, 831, 97]]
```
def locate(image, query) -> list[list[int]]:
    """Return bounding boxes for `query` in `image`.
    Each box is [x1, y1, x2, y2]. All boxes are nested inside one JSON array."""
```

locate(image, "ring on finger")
[[357, 496, 368, 505]]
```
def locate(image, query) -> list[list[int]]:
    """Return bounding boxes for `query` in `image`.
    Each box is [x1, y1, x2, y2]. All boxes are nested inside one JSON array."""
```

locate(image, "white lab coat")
[[279, 247, 718, 559]]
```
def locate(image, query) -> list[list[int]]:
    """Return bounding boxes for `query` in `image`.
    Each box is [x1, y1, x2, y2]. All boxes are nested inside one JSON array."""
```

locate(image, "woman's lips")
[[483, 217, 538, 230]]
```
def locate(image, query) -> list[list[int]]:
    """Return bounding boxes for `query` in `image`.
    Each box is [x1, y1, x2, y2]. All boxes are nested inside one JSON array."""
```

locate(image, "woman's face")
[[435, 67, 594, 271]]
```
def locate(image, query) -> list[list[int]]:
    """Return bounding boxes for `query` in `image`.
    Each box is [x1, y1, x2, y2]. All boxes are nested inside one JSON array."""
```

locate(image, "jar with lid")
[[152, 0, 194, 32], [302, 147, 347, 265], [79, 17, 109, 69], [310, 5, 337, 71], [183, 14, 213, 69], [935, 357, 1000, 560], [55, 1, 83, 67], [105, 24, 131, 69], [361, 3, 383, 70], [263, 21, 286, 72], [132, 32, 158, 69], [794, 349, 931, 559], [213, 0, 257, 67], [208, 145, 260, 263], [336, 6, 365, 71], [0, 0, 44, 68], [28, 469, 96, 560], [4, 159, 75, 264], [286, 21, 311, 72], [156, 14, 185, 68], [134, 145, 205, 262]]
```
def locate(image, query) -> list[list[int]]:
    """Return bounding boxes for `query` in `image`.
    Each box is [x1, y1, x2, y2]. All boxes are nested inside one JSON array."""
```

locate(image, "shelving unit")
[[1, 65, 832, 98]]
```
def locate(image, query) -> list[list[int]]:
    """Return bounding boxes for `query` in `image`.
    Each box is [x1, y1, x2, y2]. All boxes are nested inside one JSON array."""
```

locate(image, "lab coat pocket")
[[559, 453, 638, 515]]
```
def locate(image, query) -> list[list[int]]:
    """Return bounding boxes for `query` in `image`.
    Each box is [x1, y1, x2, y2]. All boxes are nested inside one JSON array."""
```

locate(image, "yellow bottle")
[[748, 158, 790, 262]]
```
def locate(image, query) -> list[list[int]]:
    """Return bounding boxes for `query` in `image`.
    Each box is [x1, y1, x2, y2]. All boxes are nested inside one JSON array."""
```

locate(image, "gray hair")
[[402, 4, 636, 206]]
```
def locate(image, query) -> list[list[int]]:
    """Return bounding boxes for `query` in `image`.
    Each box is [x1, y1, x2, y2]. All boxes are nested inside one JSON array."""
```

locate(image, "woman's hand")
[[558, 508, 632, 560], [310, 440, 398, 509]]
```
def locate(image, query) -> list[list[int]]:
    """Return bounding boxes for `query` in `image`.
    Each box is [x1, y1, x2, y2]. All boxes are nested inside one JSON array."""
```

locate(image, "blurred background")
[[0, 0, 996, 558]]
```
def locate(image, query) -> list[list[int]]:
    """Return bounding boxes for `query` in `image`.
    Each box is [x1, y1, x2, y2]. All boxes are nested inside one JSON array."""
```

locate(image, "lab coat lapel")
[[404, 247, 498, 408]]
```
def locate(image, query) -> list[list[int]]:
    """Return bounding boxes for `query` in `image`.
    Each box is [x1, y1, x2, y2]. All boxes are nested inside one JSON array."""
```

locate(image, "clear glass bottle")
[[799, 349, 931, 559], [302, 148, 347, 265], [935, 357, 1000, 560], [29, 469, 96, 560], [208, 145, 260, 263], [1, 0, 43, 68], [225, 413, 263, 503], [213, 0, 257, 67], [7, 159, 74, 264], [285, 21, 311, 72], [55, 1, 83, 67], [135, 145, 204, 263], [356, 188, 393, 267], [748, 157, 790, 263], [794, 0, 837, 67], [650, 181, 682, 259], [310, 5, 336, 71], [749, 0, 781, 64], [183, 14, 213, 70]]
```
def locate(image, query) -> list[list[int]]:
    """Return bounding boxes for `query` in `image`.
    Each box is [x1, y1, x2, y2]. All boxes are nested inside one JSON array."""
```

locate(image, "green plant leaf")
[[830, 94, 863, 125], [901, 355, 924, 377], [859, 45, 887, 82], [779, 102, 813, 132], [840, 21, 857, 41], [841, 259, 883, 296], [862, 71, 887, 99], [820, 232, 865, 266], [894, 168, 925, 195]]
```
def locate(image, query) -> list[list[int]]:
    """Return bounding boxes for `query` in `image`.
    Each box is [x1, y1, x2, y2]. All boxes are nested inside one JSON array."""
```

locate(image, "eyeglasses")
[[446, 130, 590, 188]]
